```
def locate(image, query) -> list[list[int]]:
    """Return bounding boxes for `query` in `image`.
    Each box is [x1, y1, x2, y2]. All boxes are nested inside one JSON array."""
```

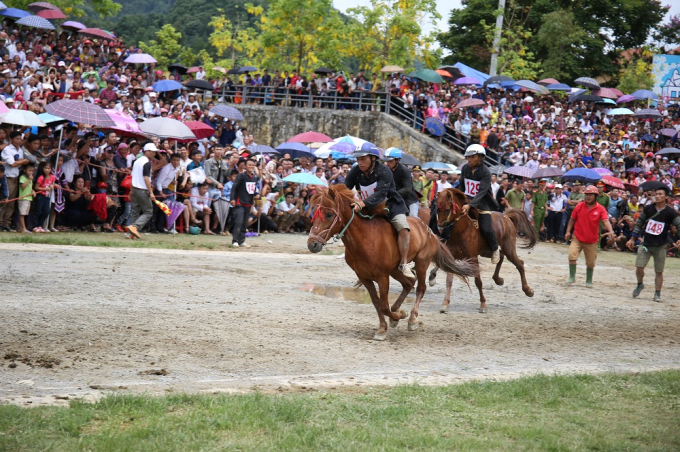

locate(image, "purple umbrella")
[[329, 142, 355, 154], [165, 200, 186, 230], [61, 20, 86, 32], [616, 94, 636, 104], [453, 76, 482, 85], [626, 167, 643, 174], [592, 168, 613, 177], [532, 167, 564, 178], [504, 166, 535, 178], [124, 53, 157, 64], [658, 128, 678, 138]]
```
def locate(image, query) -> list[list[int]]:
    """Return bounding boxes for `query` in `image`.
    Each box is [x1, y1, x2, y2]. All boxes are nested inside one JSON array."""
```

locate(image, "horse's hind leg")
[[407, 259, 429, 331], [360, 278, 389, 341], [505, 247, 534, 297], [440, 272, 454, 313], [388, 269, 414, 328], [492, 253, 505, 286], [476, 275, 488, 313], [429, 266, 438, 286]]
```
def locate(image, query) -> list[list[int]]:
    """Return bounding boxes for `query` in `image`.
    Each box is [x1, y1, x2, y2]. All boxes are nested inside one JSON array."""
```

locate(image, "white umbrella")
[[0, 110, 46, 127], [315, 135, 368, 156], [139, 117, 195, 140]]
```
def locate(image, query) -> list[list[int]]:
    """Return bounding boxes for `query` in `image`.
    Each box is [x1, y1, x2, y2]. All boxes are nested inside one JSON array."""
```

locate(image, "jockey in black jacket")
[[382, 147, 420, 217], [345, 142, 414, 280]]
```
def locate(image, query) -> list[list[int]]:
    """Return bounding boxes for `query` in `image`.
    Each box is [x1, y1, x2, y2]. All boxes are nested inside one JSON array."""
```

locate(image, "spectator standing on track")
[[564, 185, 614, 288], [127, 142, 159, 239], [230, 158, 259, 248], [628, 186, 680, 302], [533, 180, 548, 237]]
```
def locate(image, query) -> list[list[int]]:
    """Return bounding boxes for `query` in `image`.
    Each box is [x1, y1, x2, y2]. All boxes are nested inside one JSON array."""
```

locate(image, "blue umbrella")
[[0, 3, 7, 10], [0, 8, 30, 19], [640, 134, 655, 141], [329, 151, 355, 160], [151, 80, 183, 92], [424, 117, 446, 136], [568, 89, 586, 102], [562, 168, 601, 182], [16, 14, 54, 30], [631, 89, 658, 101], [38, 112, 68, 125], [283, 173, 327, 186], [210, 104, 243, 120], [546, 83, 571, 91], [595, 98, 616, 105], [276, 142, 314, 159]]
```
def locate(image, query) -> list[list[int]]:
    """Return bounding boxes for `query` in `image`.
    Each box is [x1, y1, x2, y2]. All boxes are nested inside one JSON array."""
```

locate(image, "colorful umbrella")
[[124, 53, 157, 64], [16, 14, 54, 29], [504, 166, 535, 178], [151, 80, 183, 92], [0, 110, 46, 127], [287, 131, 333, 143], [574, 77, 600, 89], [45, 99, 116, 127], [36, 9, 65, 19], [456, 98, 486, 108], [212, 67, 226, 73], [435, 69, 453, 78], [140, 117, 195, 140], [562, 168, 601, 182], [592, 168, 614, 177], [164, 200, 186, 230], [210, 104, 243, 120], [0, 8, 30, 19], [186, 66, 201, 74], [424, 117, 446, 136], [61, 20, 85, 31], [78, 28, 114, 40], [532, 167, 564, 178], [283, 173, 327, 186], [184, 121, 215, 140], [453, 76, 481, 85], [601, 176, 625, 189], [626, 167, 643, 174]]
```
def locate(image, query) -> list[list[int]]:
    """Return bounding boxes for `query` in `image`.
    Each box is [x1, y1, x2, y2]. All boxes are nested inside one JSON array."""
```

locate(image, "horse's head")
[[437, 188, 468, 228], [307, 185, 354, 253]]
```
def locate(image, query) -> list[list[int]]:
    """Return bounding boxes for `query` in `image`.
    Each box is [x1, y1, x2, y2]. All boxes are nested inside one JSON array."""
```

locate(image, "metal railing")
[[214, 84, 500, 166]]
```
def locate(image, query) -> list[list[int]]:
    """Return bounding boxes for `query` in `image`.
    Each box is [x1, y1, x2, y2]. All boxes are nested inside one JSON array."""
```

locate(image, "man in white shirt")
[[436, 171, 453, 192], [195, 67, 206, 80], [276, 192, 300, 233], [156, 153, 180, 201], [190, 182, 214, 234], [127, 142, 159, 239], [0, 131, 30, 231], [526, 151, 540, 172]]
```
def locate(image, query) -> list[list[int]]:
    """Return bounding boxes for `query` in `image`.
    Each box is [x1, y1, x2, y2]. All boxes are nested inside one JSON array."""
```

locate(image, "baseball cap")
[[555, 184, 563, 189], [143, 143, 160, 152]]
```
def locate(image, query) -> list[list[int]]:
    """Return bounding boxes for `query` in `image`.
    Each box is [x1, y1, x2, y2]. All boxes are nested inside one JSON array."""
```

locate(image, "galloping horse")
[[432, 188, 537, 313], [307, 185, 478, 341]]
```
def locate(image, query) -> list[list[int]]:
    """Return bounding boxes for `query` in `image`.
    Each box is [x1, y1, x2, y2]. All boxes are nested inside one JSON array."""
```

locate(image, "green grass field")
[[1, 371, 678, 451]]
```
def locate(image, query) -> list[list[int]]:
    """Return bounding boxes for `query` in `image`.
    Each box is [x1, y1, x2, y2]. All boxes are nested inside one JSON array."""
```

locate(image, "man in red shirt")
[[564, 185, 614, 287]]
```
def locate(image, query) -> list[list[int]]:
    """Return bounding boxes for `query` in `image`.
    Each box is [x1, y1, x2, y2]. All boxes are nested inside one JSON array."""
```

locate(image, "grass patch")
[[1, 371, 678, 451]]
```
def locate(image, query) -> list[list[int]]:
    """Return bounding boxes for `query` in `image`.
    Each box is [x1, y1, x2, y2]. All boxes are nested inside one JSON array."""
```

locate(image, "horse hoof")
[[440, 305, 449, 314], [399, 309, 408, 319], [429, 277, 436, 287], [408, 321, 422, 331], [389, 318, 399, 328], [373, 332, 387, 341], [526, 288, 534, 297], [495, 278, 504, 286], [479, 307, 488, 314]]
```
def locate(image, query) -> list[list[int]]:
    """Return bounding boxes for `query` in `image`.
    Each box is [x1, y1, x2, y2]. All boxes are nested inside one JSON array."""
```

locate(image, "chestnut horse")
[[431, 188, 537, 313], [307, 185, 477, 341]]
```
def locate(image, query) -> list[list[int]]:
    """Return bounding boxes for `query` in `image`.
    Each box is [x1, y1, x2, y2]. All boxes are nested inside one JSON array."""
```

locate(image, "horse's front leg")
[[360, 277, 389, 341], [375, 276, 407, 340], [440, 273, 454, 313], [388, 268, 414, 328]]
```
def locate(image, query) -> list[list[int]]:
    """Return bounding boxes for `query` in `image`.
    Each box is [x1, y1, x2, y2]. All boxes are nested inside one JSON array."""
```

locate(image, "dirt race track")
[[1, 235, 679, 406]]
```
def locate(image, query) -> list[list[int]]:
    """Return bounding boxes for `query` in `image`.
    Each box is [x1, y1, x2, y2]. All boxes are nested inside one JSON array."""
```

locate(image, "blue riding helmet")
[[382, 147, 402, 161], [353, 142, 381, 158]]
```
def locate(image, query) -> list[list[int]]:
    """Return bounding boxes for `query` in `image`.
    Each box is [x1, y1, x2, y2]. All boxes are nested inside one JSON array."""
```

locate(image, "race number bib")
[[359, 182, 377, 200], [645, 219, 664, 236], [245, 181, 256, 194], [464, 179, 481, 197]]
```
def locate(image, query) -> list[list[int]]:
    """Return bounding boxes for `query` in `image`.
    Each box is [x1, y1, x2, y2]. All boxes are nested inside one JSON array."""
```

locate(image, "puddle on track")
[[298, 283, 435, 304]]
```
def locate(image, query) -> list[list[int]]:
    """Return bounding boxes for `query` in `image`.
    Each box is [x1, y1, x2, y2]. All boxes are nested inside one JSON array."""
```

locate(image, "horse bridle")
[[308, 205, 355, 246], [437, 201, 478, 230]]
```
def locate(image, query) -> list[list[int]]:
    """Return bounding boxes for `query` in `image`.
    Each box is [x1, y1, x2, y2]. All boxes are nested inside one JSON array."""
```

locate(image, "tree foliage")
[[536, 10, 587, 80], [617, 49, 656, 94], [139, 25, 193, 69], [344, 0, 442, 73]]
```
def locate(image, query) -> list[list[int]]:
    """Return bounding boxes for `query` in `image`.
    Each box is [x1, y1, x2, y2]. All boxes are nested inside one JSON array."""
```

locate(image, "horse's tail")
[[434, 240, 479, 280], [504, 208, 538, 249]]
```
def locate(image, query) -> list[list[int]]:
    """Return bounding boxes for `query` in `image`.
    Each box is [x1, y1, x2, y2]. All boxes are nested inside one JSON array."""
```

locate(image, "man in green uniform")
[[532, 179, 548, 237], [505, 180, 525, 210], [411, 165, 427, 208], [596, 181, 610, 210]]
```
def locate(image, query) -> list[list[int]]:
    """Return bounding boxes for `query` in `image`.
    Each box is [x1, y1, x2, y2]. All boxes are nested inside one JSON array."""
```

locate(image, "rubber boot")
[[566, 264, 576, 284], [585, 268, 594, 288]]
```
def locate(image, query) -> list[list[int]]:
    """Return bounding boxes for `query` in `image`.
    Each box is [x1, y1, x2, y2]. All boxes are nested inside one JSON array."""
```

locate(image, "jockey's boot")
[[399, 264, 415, 280], [491, 249, 500, 264]]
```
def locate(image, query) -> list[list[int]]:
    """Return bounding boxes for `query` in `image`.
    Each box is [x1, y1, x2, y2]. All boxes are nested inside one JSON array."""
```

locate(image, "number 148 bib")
[[645, 219, 665, 236]]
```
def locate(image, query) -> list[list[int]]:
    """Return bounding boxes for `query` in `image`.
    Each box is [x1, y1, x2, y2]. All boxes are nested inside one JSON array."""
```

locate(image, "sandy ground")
[[1, 235, 679, 406]]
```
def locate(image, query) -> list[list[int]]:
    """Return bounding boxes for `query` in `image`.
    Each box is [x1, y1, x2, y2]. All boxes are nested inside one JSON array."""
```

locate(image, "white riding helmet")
[[464, 144, 486, 157]]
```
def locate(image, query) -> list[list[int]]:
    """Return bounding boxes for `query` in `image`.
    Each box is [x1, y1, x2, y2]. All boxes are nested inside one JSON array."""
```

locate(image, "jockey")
[[345, 142, 415, 280], [458, 144, 501, 264], [382, 147, 420, 217]]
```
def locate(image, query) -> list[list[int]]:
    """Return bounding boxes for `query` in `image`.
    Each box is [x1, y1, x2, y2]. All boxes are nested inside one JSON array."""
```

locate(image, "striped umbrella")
[[210, 104, 243, 120], [532, 167, 564, 178], [27, 2, 58, 12], [16, 14, 54, 29], [45, 99, 117, 127], [658, 128, 678, 138], [574, 77, 600, 89], [635, 109, 662, 118], [504, 165, 535, 178]]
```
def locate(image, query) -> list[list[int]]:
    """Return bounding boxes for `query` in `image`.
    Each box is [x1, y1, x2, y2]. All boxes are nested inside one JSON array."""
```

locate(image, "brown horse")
[[307, 185, 478, 341], [432, 188, 537, 313]]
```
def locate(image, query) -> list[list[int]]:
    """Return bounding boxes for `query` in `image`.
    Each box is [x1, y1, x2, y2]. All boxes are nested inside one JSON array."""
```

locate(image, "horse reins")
[[438, 201, 479, 230], [308, 205, 356, 245]]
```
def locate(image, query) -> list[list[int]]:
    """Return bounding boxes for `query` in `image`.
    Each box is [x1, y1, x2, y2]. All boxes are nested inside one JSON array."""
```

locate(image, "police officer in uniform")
[[345, 142, 414, 279], [457, 144, 501, 264], [627, 185, 680, 302], [382, 147, 420, 217]]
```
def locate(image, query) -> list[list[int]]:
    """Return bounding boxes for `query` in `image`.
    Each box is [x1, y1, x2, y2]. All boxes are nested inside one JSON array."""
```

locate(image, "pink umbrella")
[[78, 28, 114, 41], [104, 109, 143, 134], [456, 98, 486, 108], [602, 176, 625, 189], [287, 131, 333, 143], [27, 2, 59, 13], [186, 66, 201, 74], [617, 95, 636, 104], [0, 102, 9, 114], [538, 78, 560, 86], [37, 9, 66, 19], [592, 88, 619, 99]]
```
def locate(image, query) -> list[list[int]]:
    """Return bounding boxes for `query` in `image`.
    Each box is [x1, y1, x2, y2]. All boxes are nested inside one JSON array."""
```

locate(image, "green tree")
[[536, 10, 587, 81], [344, 0, 442, 73], [139, 25, 193, 69], [617, 51, 655, 94], [11, 0, 121, 17], [437, 0, 496, 70]]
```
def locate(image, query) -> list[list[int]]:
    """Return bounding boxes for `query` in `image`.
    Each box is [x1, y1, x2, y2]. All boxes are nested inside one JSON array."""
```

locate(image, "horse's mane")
[[311, 184, 356, 206]]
